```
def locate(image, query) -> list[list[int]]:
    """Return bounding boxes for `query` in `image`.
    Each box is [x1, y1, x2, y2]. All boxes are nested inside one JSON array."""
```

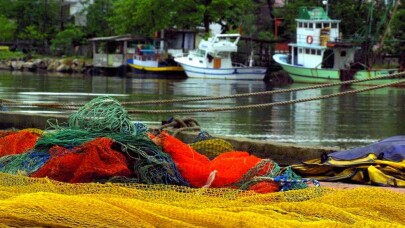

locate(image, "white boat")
[[272, 6, 402, 86], [174, 34, 268, 80]]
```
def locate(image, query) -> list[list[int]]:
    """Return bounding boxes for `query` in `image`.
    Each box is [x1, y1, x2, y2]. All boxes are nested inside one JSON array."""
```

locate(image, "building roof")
[[88, 34, 146, 42]]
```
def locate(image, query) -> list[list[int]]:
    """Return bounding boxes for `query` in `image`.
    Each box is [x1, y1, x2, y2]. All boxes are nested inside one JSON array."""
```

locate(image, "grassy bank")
[[0, 47, 25, 60]]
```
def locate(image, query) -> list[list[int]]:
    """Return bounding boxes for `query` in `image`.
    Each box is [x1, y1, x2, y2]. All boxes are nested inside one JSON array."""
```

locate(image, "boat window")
[[304, 23, 308, 28], [317, 50, 321, 55], [311, 49, 316, 55], [308, 23, 313, 29], [331, 23, 337, 28], [196, 49, 206, 57], [215, 52, 227, 58], [322, 49, 334, 68], [298, 22, 302, 28], [316, 23, 322, 29], [323, 23, 330, 28], [305, 49, 310, 54], [340, 51, 346, 57], [299, 48, 303, 53]]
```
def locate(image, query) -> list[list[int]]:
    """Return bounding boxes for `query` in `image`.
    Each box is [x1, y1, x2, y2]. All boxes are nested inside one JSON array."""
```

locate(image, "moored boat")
[[127, 43, 185, 76], [272, 6, 403, 86], [174, 34, 268, 80]]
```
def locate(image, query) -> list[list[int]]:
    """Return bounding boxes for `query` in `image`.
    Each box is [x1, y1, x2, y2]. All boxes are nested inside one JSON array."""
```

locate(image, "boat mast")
[[322, 0, 329, 16]]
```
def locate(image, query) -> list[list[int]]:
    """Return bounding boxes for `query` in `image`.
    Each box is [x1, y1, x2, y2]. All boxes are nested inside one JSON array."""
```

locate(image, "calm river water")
[[1, 71, 404, 148]]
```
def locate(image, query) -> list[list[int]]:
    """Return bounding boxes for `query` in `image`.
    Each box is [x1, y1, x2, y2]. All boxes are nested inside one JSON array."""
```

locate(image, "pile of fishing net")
[[0, 172, 405, 227], [0, 96, 310, 193], [1, 96, 405, 227]]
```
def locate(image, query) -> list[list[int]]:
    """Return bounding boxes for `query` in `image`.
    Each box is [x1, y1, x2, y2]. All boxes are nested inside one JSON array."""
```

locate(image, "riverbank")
[[0, 57, 93, 74]]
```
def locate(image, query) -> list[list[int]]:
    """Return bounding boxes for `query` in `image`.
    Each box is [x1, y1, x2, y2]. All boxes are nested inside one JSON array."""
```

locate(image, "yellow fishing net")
[[189, 138, 235, 157], [0, 172, 404, 227]]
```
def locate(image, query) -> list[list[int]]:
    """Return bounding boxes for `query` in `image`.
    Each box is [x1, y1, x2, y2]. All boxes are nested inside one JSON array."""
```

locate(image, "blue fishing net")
[[0, 151, 50, 175]]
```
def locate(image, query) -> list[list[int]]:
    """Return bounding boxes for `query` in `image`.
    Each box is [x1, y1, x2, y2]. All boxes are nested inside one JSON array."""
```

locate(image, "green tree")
[[0, 0, 61, 52], [0, 14, 17, 41], [273, 0, 320, 40], [383, 3, 405, 55], [51, 25, 86, 55], [83, 0, 114, 37], [109, 0, 253, 37], [18, 25, 46, 41]]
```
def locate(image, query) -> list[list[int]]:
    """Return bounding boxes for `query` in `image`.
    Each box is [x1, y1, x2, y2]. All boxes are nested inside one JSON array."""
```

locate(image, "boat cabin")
[[186, 34, 240, 69], [289, 7, 357, 69]]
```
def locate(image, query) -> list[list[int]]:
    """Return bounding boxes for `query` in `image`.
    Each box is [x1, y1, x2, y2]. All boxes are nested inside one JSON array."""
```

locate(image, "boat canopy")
[[198, 34, 240, 53], [298, 7, 330, 20]]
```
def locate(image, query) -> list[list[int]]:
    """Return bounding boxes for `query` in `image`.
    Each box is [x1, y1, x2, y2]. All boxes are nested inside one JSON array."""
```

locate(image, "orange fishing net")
[[0, 129, 17, 138], [31, 137, 131, 183], [210, 151, 271, 187], [158, 132, 279, 192], [0, 130, 40, 157]]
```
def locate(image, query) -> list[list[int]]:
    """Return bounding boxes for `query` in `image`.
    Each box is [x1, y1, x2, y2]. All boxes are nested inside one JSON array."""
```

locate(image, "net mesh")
[[189, 131, 235, 158], [0, 172, 404, 227], [1, 96, 404, 226], [31, 138, 132, 183], [0, 130, 41, 157], [33, 96, 187, 186]]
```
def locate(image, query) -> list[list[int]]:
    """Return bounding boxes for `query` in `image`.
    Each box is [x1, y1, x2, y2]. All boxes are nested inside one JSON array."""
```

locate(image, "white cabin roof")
[[198, 34, 240, 53]]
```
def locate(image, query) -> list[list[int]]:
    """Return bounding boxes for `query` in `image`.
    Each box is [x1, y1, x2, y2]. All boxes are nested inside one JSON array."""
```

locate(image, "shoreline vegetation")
[[0, 48, 93, 74]]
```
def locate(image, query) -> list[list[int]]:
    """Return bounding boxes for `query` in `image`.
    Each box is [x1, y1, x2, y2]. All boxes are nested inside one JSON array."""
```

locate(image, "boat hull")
[[176, 61, 268, 80], [273, 54, 403, 86], [127, 58, 184, 72]]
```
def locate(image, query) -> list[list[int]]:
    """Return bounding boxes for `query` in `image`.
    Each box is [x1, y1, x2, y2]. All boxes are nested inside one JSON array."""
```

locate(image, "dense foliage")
[[0, 0, 402, 56], [0, 15, 16, 41], [84, 0, 114, 37], [0, 0, 61, 43], [109, 0, 253, 36]]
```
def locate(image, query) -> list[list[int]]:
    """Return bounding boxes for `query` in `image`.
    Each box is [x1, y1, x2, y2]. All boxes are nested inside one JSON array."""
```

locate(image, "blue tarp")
[[328, 136, 405, 162]]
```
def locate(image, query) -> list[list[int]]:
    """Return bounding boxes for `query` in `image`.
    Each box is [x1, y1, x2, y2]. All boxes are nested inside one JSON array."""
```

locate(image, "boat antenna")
[[322, 0, 329, 16], [249, 50, 254, 67]]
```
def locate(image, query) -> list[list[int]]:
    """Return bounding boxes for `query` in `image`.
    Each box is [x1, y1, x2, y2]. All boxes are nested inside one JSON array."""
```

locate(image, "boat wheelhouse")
[[273, 7, 401, 86]]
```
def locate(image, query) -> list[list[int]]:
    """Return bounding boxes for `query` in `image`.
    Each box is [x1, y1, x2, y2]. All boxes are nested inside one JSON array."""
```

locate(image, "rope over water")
[[0, 71, 404, 110], [127, 78, 405, 114]]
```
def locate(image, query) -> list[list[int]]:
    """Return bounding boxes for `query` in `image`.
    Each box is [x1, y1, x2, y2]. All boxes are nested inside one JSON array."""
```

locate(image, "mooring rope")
[[126, 78, 405, 114], [1, 71, 404, 109], [122, 71, 404, 105]]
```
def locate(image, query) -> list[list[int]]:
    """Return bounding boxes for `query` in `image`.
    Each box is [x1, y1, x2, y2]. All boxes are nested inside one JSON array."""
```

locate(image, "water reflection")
[[0, 71, 404, 148]]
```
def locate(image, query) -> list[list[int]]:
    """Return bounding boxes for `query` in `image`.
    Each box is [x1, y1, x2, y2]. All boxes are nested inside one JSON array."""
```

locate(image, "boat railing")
[[326, 39, 357, 48], [212, 34, 241, 45], [171, 52, 186, 58], [188, 49, 206, 58], [134, 53, 161, 62], [232, 62, 247, 67]]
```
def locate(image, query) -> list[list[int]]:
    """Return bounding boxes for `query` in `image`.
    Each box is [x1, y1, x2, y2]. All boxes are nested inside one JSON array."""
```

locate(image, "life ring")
[[306, 35, 314, 44]]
